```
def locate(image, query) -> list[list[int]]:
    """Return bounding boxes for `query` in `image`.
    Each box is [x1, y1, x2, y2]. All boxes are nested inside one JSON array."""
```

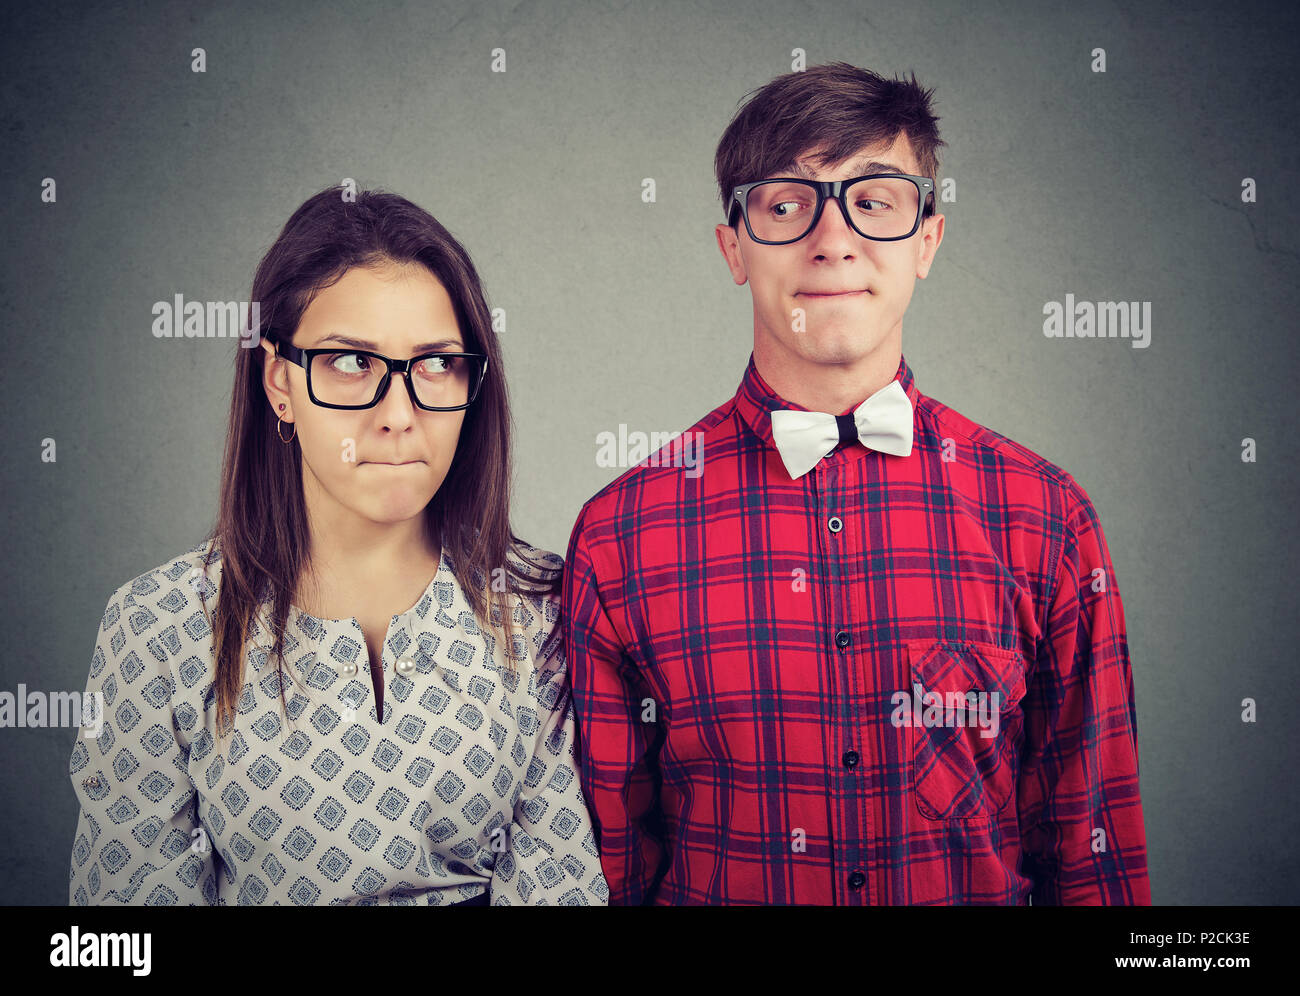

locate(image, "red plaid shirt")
[[562, 352, 1150, 904]]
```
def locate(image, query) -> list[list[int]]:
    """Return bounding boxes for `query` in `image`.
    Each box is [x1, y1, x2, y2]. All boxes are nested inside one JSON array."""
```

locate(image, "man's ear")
[[914, 212, 945, 280], [261, 339, 292, 417], [715, 223, 748, 286]]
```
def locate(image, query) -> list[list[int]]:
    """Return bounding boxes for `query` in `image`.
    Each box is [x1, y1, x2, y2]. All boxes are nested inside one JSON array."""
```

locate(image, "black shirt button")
[[848, 870, 866, 889], [842, 750, 859, 768], [835, 631, 850, 649], [828, 516, 843, 533]]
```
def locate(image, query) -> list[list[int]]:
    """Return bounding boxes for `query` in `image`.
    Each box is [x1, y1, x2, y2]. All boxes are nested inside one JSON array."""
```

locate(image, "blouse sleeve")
[[489, 595, 610, 905], [68, 585, 219, 905]]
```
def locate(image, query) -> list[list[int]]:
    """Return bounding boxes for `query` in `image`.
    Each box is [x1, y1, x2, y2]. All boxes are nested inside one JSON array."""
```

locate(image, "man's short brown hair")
[[714, 63, 946, 225]]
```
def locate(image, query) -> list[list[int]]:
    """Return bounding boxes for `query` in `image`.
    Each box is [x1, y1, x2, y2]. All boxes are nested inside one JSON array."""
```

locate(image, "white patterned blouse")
[[68, 538, 609, 905]]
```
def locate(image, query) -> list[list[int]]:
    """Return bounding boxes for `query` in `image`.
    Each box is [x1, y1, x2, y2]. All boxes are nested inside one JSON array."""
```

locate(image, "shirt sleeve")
[[1017, 478, 1151, 904], [561, 510, 668, 905], [490, 594, 610, 905], [68, 586, 218, 905]]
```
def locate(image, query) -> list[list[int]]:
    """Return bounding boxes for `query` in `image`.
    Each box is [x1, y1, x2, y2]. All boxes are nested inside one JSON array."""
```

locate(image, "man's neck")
[[753, 327, 903, 414]]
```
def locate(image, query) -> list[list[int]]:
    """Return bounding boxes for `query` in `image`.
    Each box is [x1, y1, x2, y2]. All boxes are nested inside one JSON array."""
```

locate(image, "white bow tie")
[[769, 379, 914, 480]]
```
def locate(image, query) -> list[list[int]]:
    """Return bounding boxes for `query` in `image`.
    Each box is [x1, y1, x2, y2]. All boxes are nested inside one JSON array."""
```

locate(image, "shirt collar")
[[732, 350, 920, 473]]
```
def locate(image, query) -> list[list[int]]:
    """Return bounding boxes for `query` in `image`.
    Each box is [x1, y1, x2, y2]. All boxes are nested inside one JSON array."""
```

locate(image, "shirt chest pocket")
[[904, 640, 1027, 822]]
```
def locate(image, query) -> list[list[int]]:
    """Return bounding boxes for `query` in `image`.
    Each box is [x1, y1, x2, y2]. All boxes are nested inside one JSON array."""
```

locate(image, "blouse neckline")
[[286, 548, 453, 631]]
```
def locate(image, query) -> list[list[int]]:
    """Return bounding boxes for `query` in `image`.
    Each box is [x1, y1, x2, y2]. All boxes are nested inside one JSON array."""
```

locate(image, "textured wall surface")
[[2, 0, 1296, 905]]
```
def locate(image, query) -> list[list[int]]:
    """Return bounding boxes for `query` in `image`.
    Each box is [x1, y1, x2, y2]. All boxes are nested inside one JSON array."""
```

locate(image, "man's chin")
[[759, 307, 879, 355]]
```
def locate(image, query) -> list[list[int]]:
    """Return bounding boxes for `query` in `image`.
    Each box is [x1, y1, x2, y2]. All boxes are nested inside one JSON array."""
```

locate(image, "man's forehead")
[[775, 139, 919, 180]]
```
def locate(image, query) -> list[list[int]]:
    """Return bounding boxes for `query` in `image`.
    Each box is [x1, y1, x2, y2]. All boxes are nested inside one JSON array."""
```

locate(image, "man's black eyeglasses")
[[729, 172, 936, 245]]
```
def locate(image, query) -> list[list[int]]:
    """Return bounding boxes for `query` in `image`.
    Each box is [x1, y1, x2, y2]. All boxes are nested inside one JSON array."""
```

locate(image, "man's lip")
[[797, 289, 871, 297]]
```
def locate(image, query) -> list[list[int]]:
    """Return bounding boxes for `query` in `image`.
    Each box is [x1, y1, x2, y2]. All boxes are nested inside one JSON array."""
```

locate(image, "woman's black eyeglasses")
[[274, 341, 489, 412]]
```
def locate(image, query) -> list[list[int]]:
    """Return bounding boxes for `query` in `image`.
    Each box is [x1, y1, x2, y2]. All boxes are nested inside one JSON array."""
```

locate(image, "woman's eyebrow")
[[314, 333, 465, 351]]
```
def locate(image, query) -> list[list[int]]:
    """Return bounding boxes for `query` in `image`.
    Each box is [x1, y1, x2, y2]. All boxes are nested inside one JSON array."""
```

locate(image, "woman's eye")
[[330, 353, 370, 374], [417, 356, 452, 376]]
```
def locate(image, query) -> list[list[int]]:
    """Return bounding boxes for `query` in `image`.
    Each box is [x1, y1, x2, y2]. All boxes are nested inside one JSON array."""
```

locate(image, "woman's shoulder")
[[505, 537, 563, 620], [500, 537, 565, 663], [89, 542, 223, 705], [103, 539, 223, 630], [505, 536, 564, 586]]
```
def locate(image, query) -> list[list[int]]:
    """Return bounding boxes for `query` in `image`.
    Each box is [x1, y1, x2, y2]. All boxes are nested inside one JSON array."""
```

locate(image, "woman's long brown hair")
[[197, 186, 558, 741]]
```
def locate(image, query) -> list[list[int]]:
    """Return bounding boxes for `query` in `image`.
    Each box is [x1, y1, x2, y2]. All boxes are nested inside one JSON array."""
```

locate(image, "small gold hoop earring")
[[276, 414, 296, 443]]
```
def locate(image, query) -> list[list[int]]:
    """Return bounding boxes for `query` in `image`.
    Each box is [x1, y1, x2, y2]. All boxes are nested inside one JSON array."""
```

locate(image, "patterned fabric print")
[[68, 540, 609, 906]]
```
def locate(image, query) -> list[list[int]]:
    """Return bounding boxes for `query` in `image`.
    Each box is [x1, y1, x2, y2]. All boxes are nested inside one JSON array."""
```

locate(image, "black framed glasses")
[[274, 341, 489, 411], [729, 172, 936, 245]]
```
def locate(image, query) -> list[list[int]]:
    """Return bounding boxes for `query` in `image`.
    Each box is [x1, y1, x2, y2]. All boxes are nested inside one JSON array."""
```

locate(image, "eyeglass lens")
[[746, 177, 922, 241]]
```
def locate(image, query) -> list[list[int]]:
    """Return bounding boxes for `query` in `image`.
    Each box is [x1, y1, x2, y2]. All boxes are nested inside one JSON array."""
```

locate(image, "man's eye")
[[772, 201, 805, 217]]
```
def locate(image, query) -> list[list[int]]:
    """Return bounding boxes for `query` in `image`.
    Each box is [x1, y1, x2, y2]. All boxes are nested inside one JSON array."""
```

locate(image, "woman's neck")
[[296, 514, 441, 621]]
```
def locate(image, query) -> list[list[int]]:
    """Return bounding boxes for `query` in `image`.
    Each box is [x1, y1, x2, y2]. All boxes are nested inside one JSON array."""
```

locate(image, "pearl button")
[[396, 657, 416, 675], [828, 516, 843, 533], [340, 661, 358, 677]]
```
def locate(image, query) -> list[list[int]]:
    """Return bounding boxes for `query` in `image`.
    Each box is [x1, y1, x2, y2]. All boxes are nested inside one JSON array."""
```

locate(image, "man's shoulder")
[[579, 393, 739, 516], [916, 391, 1094, 519]]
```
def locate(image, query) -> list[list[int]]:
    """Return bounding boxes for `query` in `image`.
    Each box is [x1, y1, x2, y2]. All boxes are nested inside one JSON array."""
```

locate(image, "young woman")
[[67, 187, 609, 906]]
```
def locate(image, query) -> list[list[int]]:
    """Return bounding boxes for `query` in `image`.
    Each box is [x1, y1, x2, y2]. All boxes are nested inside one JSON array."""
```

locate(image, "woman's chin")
[[356, 491, 436, 523]]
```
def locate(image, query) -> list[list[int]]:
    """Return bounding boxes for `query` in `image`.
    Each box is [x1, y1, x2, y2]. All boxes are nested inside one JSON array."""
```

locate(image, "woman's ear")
[[261, 339, 291, 417]]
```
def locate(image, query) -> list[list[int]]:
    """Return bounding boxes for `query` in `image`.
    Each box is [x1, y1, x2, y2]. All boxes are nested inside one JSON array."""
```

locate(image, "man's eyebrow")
[[780, 159, 910, 180], [313, 333, 465, 352]]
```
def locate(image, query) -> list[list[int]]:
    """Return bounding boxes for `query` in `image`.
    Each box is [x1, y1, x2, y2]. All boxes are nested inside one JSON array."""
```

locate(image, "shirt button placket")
[[822, 463, 863, 903], [332, 621, 371, 722]]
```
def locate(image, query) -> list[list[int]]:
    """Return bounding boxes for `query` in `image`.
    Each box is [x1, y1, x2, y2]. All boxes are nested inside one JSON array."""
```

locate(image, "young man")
[[562, 63, 1150, 905]]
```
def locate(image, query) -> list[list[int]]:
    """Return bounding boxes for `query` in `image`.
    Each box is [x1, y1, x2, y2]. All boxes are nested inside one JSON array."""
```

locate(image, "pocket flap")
[[907, 640, 1027, 711]]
